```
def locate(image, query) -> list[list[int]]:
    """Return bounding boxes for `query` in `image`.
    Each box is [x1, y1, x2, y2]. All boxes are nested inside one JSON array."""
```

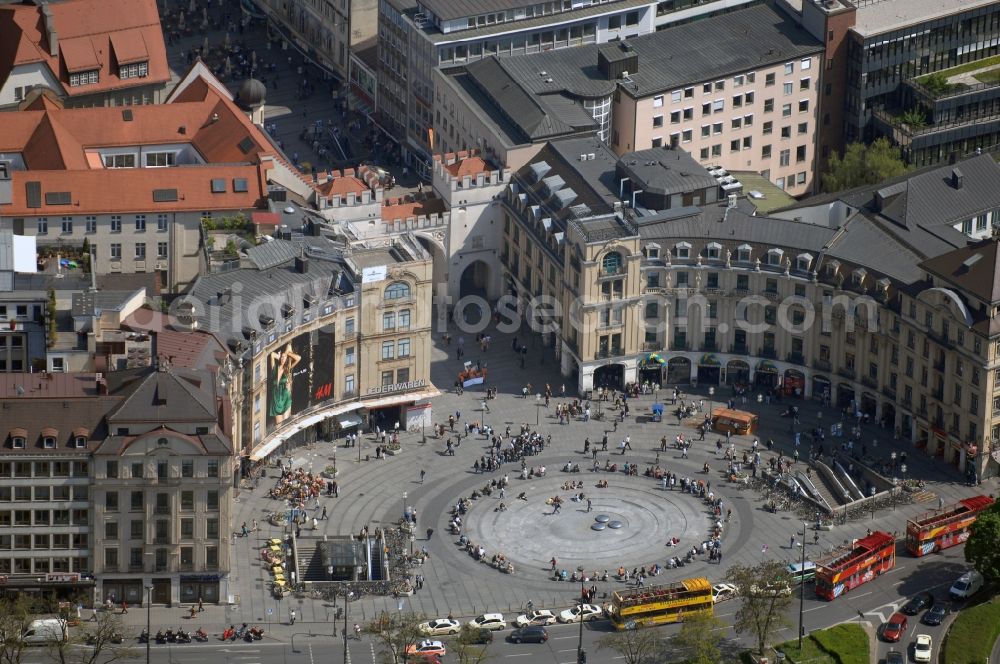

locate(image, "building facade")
[[473, 139, 1000, 481], [177, 231, 436, 460], [435, 3, 824, 195], [91, 367, 235, 606], [378, 0, 763, 175], [786, 0, 1000, 167]]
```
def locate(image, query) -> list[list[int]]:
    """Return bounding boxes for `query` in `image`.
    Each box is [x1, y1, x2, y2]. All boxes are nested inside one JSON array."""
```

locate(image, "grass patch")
[[942, 596, 1000, 664], [917, 54, 1000, 83], [777, 624, 869, 664], [974, 68, 1000, 84]]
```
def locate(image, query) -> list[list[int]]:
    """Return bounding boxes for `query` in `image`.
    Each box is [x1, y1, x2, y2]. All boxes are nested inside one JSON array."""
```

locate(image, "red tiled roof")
[[445, 156, 489, 179], [0, 70, 278, 173], [252, 212, 280, 226], [316, 174, 368, 198], [0, 0, 169, 97], [381, 195, 447, 222], [5, 163, 267, 216]]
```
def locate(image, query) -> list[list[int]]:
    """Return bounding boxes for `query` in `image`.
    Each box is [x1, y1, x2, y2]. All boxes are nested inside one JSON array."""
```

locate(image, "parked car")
[[466, 628, 493, 645], [21, 619, 68, 646], [557, 604, 603, 623], [405, 640, 447, 658], [949, 570, 984, 600], [900, 593, 934, 616], [921, 603, 948, 626], [418, 619, 460, 636], [882, 613, 908, 643], [514, 610, 557, 627], [467, 613, 506, 631], [509, 626, 549, 644], [712, 583, 738, 603], [912, 634, 932, 663], [885, 649, 904, 664]]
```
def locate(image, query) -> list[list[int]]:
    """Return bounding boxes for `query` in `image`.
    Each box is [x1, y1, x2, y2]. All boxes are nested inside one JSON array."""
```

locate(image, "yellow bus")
[[607, 577, 714, 629]]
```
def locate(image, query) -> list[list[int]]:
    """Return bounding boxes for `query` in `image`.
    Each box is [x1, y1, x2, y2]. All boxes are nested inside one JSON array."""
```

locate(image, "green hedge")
[[777, 624, 869, 664], [942, 597, 1000, 664]]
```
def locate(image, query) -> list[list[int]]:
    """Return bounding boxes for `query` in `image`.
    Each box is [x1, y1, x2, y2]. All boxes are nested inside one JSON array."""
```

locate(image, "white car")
[[557, 604, 603, 623], [418, 618, 461, 636], [712, 583, 739, 603], [468, 613, 507, 631], [514, 610, 558, 627], [912, 634, 932, 663], [748, 582, 793, 597]]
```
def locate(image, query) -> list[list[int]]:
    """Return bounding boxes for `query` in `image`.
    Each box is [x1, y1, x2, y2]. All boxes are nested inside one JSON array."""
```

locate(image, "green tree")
[[364, 612, 426, 664], [965, 500, 1000, 585], [596, 625, 665, 664], [671, 611, 726, 664], [47, 612, 137, 664], [821, 138, 908, 193], [726, 560, 795, 656], [0, 596, 34, 664], [921, 72, 950, 96], [899, 108, 927, 129], [452, 625, 492, 664]]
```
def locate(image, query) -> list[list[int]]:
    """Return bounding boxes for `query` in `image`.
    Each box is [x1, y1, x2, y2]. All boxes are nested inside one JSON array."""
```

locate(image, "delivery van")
[[22, 619, 68, 645], [948, 570, 984, 600]]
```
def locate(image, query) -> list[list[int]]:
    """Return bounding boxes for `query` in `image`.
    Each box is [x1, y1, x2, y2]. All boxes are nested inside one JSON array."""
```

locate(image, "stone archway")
[[415, 234, 447, 299], [594, 364, 625, 390], [459, 260, 491, 299]]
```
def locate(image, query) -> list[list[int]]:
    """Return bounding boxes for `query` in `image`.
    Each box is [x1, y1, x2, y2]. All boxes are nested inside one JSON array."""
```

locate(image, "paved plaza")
[[108, 310, 997, 643]]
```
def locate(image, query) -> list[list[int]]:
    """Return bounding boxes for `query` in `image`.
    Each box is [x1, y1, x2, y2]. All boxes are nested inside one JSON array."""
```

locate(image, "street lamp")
[[402, 491, 408, 523], [797, 523, 807, 650], [707, 386, 715, 415], [536, 394, 542, 426], [409, 534, 415, 557], [577, 586, 587, 664], [144, 586, 152, 664], [870, 486, 877, 521]]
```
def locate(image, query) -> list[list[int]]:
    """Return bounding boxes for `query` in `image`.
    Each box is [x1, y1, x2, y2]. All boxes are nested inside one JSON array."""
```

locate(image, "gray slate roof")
[[619, 147, 720, 197], [109, 366, 218, 424]]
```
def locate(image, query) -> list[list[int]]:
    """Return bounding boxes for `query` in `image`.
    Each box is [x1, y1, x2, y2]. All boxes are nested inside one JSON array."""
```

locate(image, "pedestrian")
[[120, 601, 128, 614], [813, 532, 819, 545], [420, 469, 426, 484], [321, 506, 328, 520], [586, 499, 592, 512], [426, 527, 434, 540], [198, 596, 204, 612], [790, 536, 796, 549]]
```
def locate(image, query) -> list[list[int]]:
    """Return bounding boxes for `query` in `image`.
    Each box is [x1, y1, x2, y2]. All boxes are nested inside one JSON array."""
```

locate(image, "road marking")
[[503, 654, 531, 657], [557, 648, 577, 653], [851, 591, 873, 599], [308, 644, 314, 664], [803, 606, 827, 613], [550, 635, 577, 640]]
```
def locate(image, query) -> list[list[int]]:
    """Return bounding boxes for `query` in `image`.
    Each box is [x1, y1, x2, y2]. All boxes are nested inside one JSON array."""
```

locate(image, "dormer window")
[[12, 437, 25, 449], [767, 248, 784, 266], [69, 70, 99, 87], [737, 244, 752, 262], [673, 242, 691, 259], [119, 61, 149, 79], [706, 242, 722, 260], [853, 268, 867, 285], [43, 437, 56, 449], [644, 244, 660, 259], [74, 436, 87, 449], [826, 260, 841, 277], [796, 253, 814, 271]]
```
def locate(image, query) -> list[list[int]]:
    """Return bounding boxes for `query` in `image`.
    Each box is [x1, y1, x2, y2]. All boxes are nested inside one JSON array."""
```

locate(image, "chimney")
[[951, 168, 964, 190], [41, 5, 58, 57], [295, 256, 309, 274]]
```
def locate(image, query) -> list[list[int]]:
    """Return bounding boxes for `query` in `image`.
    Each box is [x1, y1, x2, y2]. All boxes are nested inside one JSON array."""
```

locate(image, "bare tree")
[[47, 612, 137, 664], [726, 561, 794, 656], [670, 611, 726, 664], [364, 612, 426, 664], [596, 626, 664, 664], [0, 597, 33, 664], [452, 625, 491, 664]]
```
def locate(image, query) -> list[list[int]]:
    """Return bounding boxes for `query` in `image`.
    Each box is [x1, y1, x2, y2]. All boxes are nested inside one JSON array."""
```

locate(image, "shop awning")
[[336, 412, 363, 429], [756, 360, 777, 372], [249, 402, 364, 461]]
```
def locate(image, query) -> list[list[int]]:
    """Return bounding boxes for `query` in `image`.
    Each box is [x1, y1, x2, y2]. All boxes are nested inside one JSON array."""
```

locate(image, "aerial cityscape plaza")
[[4, 0, 1000, 662]]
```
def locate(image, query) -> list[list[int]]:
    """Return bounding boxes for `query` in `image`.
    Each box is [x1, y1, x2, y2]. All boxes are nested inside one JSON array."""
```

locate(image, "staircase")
[[295, 544, 330, 582], [369, 538, 384, 581], [809, 471, 847, 509]]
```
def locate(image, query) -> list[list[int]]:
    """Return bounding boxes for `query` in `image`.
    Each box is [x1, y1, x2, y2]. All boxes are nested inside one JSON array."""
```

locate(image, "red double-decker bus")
[[905, 495, 995, 557], [815, 531, 895, 600]]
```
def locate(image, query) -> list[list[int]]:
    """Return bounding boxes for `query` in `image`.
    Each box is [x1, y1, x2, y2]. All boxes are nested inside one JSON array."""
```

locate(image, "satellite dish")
[[283, 206, 296, 214]]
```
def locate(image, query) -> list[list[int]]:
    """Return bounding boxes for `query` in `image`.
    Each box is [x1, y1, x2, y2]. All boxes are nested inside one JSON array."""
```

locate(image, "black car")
[[509, 626, 549, 644], [900, 593, 934, 616], [469, 628, 493, 644], [885, 650, 904, 664], [922, 603, 948, 626]]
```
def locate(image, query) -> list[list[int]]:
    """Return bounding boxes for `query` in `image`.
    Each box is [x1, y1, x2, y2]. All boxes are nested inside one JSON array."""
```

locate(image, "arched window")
[[384, 281, 411, 300], [602, 252, 623, 275]]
